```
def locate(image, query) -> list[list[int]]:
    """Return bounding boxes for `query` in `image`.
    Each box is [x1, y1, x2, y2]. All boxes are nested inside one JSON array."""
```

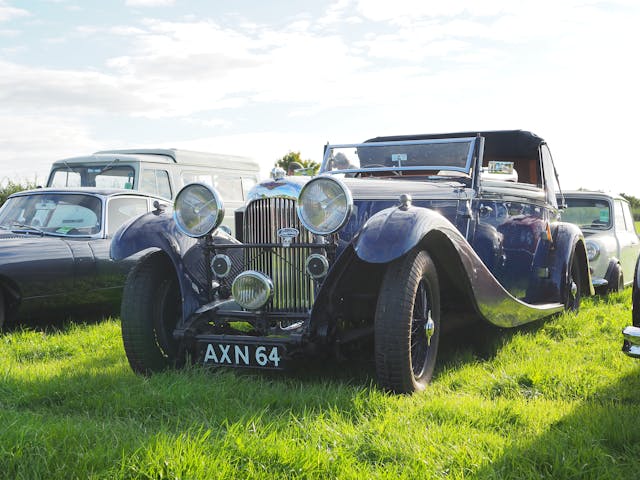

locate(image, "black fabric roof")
[[365, 130, 544, 160]]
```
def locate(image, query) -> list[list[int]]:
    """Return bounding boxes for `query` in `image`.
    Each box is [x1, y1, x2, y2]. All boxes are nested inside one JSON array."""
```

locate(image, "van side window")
[[141, 169, 172, 199], [183, 171, 244, 203], [214, 175, 243, 202], [182, 171, 214, 186]]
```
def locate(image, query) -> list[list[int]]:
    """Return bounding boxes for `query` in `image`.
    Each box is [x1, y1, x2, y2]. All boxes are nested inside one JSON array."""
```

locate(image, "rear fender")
[[550, 222, 594, 298], [347, 204, 565, 328]]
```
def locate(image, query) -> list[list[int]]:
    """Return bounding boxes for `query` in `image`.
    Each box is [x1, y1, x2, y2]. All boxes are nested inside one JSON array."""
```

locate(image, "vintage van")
[[46, 148, 262, 232]]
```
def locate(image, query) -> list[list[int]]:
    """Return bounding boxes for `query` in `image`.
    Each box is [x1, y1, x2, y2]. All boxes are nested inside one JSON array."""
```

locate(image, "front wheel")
[[374, 250, 441, 393], [120, 253, 182, 374]]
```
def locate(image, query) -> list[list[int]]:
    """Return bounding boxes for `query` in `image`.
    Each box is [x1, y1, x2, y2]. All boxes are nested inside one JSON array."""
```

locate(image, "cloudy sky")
[[1, 0, 639, 196]]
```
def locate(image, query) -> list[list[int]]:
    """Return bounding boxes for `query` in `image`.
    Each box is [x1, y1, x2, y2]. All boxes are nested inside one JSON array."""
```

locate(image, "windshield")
[[49, 164, 135, 189], [0, 193, 102, 236], [561, 197, 612, 230], [322, 138, 476, 177]]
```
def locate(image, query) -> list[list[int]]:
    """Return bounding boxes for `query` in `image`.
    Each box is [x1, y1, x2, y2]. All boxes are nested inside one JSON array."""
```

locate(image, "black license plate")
[[202, 342, 285, 369]]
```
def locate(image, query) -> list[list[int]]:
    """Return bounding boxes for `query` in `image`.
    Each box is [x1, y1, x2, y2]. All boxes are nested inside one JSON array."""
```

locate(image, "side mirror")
[[153, 200, 167, 213]]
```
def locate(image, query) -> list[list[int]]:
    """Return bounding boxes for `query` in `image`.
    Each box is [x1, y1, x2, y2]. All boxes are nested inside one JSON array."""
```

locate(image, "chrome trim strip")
[[623, 326, 640, 358]]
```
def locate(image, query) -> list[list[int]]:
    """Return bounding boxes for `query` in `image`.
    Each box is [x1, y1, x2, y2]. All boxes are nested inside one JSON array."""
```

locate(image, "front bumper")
[[622, 326, 640, 358]]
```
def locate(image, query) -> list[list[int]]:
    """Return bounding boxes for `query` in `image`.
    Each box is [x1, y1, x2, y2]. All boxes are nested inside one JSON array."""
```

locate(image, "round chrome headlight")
[[585, 240, 600, 261], [232, 271, 274, 310], [174, 183, 225, 238], [296, 177, 353, 235]]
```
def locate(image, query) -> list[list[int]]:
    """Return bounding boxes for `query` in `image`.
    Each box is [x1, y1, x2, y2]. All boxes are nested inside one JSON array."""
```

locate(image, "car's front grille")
[[243, 198, 314, 312]]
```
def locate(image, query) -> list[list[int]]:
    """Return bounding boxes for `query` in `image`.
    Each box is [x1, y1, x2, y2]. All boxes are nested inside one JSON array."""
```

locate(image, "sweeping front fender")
[[110, 209, 194, 262], [354, 205, 457, 263]]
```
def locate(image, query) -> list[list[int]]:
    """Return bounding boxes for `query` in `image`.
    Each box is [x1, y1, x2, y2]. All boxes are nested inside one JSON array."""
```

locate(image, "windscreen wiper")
[[11, 222, 45, 236]]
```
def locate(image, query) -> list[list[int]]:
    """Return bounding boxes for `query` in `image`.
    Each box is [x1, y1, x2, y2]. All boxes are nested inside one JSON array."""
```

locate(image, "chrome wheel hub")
[[425, 312, 435, 346], [570, 280, 578, 297]]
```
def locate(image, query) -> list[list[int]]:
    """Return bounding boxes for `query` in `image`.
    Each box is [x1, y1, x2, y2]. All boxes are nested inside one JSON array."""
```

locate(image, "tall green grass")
[[1, 292, 639, 479]]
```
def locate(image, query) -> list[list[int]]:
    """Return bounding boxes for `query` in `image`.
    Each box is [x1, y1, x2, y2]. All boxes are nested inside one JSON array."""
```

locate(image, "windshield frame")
[[321, 137, 477, 176]]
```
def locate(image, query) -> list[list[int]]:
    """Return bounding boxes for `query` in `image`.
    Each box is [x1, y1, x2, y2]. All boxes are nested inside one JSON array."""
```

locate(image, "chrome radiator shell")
[[243, 198, 315, 312]]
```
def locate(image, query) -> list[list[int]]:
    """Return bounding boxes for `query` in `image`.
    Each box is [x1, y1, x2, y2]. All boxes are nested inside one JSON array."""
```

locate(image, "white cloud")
[[0, 60, 155, 114], [0, 3, 29, 22], [125, 0, 175, 7], [0, 114, 101, 184]]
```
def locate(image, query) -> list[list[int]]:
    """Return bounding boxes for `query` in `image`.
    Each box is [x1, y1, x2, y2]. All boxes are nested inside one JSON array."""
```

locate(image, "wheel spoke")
[[411, 278, 432, 377]]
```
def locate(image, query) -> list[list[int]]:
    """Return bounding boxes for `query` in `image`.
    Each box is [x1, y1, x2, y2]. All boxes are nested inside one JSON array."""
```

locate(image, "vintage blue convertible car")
[[111, 130, 593, 393], [0, 187, 166, 328]]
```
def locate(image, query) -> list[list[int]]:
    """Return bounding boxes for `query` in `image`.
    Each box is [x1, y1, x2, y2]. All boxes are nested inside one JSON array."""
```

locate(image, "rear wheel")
[[121, 253, 181, 374], [375, 250, 441, 393], [564, 252, 582, 312]]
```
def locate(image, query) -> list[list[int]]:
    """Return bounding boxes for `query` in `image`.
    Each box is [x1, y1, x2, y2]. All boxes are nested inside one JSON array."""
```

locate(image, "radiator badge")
[[278, 227, 299, 247]]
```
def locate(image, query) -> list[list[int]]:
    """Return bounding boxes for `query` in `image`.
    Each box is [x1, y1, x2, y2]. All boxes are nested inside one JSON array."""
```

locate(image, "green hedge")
[[0, 180, 37, 207]]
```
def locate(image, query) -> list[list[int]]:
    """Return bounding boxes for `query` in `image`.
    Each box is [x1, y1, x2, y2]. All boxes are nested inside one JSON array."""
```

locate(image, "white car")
[[560, 191, 640, 292]]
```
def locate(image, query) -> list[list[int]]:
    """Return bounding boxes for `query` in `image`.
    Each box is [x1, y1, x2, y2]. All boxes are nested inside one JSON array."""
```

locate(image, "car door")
[[5, 237, 76, 302], [473, 145, 554, 302], [616, 199, 640, 283]]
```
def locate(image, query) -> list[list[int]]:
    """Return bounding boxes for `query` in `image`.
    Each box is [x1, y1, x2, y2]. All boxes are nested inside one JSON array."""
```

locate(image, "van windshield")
[[48, 165, 135, 189]]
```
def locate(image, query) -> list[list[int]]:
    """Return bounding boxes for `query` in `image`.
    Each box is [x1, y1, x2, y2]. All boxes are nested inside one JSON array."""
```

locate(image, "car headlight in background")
[[296, 177, 353, 235], [585, 240, 600, 261], [174, 183, 225, 238]]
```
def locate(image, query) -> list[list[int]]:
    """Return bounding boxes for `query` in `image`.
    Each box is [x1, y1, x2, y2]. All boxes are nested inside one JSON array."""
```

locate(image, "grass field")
[[1, 291, 639, 479]]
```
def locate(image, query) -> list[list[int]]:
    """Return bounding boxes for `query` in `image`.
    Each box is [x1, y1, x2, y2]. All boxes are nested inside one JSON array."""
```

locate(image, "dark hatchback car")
[[0, 188, 166, 329], [111, 130, 592, 393]]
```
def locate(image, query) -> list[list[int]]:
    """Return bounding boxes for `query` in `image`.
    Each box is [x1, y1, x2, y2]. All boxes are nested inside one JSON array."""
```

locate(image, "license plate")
[[202, 342, 285, 369]]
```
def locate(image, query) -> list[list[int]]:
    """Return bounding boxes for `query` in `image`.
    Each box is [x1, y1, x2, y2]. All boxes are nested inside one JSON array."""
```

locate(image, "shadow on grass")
[[6, 310, 117, 334], [470, 367, 640, 479], [5, 313, 549, 415]]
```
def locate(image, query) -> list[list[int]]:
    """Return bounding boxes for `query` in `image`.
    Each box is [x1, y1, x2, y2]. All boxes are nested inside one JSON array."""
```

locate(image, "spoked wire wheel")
[[375, 249, 441, 393]]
